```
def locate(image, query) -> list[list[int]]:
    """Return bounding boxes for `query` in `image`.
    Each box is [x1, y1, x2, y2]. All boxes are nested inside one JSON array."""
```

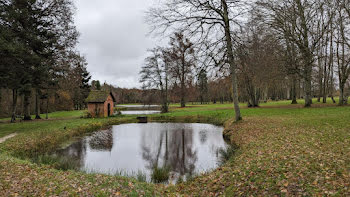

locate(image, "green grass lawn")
[[0, 100, 349, 196], [0, 110, 85, 122], [0, 110, 86, 138]]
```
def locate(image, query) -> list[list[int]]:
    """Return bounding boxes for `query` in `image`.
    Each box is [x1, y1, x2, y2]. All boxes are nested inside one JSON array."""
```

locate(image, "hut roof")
[[85, 91, 116, 103]]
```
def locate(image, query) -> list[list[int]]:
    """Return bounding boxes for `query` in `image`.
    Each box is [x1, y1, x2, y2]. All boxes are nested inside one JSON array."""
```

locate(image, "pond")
[[55, 123, 228, 184], [120, 110, 161, 115], [118, 105, 161, 115], [119, 105, 160, 108]]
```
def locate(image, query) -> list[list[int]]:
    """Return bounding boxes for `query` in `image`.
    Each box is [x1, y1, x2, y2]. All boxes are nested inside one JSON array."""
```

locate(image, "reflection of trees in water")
[[56, 139, 87, 169], [55, 129, 114, 171], [88, 128, 114, 151], [141, 126, 198, 177], [199, 130, 208, 144], [169, 129, 197, 175]]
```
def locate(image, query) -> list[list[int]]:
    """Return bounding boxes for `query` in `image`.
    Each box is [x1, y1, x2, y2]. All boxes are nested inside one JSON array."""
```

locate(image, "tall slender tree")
[[140, 47, 170, 113], [198, 69, 208, 104], [147, 0, 244, 121], [166, 33, 195, 108]]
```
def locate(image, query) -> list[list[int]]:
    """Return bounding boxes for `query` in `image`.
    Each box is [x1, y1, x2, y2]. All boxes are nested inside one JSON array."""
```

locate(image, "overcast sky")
[[74, 0, 159, 88]]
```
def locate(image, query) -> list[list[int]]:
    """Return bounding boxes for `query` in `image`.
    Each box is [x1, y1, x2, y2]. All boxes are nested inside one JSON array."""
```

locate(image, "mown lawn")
[[0, 100, 349, 196], [0, 110, 85, 138], [0, 110, 85, 123]]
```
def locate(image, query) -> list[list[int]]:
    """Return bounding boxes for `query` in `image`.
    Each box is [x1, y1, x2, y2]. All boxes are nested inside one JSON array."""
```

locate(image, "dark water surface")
[[56, 123, 227, 183]]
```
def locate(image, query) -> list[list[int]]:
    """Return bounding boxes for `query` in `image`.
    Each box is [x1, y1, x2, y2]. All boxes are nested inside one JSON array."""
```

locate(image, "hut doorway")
[[108, 103, 111, 116]]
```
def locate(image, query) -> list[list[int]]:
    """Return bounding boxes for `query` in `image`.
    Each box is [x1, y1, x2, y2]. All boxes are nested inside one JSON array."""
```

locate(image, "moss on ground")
[[0, 100, 349, 196]]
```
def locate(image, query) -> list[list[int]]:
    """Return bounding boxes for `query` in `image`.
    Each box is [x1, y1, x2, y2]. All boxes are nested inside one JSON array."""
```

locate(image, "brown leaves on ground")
[[170, 116, 350, 196], [1, 111, 350, 196], [0, 156, 157, 196]]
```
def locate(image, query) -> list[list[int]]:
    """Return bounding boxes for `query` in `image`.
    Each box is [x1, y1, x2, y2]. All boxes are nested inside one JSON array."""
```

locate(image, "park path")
[[0, 133, 17, 144]]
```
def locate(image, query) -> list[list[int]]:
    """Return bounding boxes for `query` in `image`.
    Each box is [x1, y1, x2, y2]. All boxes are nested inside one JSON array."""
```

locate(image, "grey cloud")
[[74, 0, 156, 88]]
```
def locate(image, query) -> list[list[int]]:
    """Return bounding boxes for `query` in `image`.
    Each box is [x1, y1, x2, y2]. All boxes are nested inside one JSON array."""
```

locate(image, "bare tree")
[[147, 0, 245, 120], [334, 0, 350, 105], [166, 32, 196, 108], [259, 0, 334, 107], [140, 47, 169, 113]]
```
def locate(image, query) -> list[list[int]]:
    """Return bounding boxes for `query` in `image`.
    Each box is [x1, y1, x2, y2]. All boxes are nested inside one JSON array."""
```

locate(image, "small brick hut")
[[85, 91, 116, 118]]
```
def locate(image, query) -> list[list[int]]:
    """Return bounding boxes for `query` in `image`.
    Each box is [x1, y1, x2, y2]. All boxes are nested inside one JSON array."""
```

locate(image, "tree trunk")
[[339, 82, 345, 106], [180, 79, 185, 108], [46, 97, 49, 119], [161, 89, 168, 113], [11, 89, 18, 123], [180, 52, 186, 108], [222, 0, 242, 121], [263, 87, 268, 103], [291, 77, 298, 104], [317, 41, 323, 103], [322, 71, 328, 104], [180, 94, 185, 107], [317, 72, 323, 102], [304, 59, 313, 107], [298, 79, 302, 99], [323, 27, 331, 104], [164, 69, 169, 113], [296, 0, 313, 107], [336, 9, 349, 106], [35, 89, 41, 119], [329, 65, 336, 104], [255, 88, 260, 107], [247, 81, 259, 108], [23, 90, 32, 120], [331, 96, 336, 103]]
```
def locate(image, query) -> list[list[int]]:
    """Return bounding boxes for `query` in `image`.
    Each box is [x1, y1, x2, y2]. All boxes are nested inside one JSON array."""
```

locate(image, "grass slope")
[[0, 99, 349, 196]]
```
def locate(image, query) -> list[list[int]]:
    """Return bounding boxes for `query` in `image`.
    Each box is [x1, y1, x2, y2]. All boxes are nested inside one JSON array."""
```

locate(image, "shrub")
[[151, 166, 170, 183], [32, 155, 80, 171], [136, 170, 147, 182], [218, 144, 239, 165], [81, 111, 92, 119]]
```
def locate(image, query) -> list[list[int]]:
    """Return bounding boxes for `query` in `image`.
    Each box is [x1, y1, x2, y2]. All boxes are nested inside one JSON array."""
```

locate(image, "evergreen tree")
[[0, 0, 78, 120], [198, 69, 208, 104], [70, 54, 91, 110]]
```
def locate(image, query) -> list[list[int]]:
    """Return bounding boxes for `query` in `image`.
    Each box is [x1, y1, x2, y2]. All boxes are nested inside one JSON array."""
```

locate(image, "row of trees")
[[140, 0, 350, 120], [0, 0, 90, 121], [140, 33, 195, 112], [258, 0, 350, 106]]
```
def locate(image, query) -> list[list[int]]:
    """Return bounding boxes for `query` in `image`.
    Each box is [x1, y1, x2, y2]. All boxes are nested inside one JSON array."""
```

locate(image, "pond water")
[[55, 123, 227, 183], [119, 105, 160, 108], [120, 110, 161, 115]]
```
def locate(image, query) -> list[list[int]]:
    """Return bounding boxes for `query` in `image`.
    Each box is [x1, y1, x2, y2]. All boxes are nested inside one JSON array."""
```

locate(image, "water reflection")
[[55, 123, 227, 183], [56, 138, 87, 169], [119, 105, 160, 108], [89, 129, 114, 151], [141, 128, 198, 181], [120, 111, 161, 115]]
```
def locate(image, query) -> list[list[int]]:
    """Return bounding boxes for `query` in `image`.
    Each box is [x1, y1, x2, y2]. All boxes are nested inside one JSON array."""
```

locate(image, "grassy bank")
[[0, 100, 349, 195], [0, 116, 139, 158], [165, 104, 350, 196], [0, 110, 85, 124]]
